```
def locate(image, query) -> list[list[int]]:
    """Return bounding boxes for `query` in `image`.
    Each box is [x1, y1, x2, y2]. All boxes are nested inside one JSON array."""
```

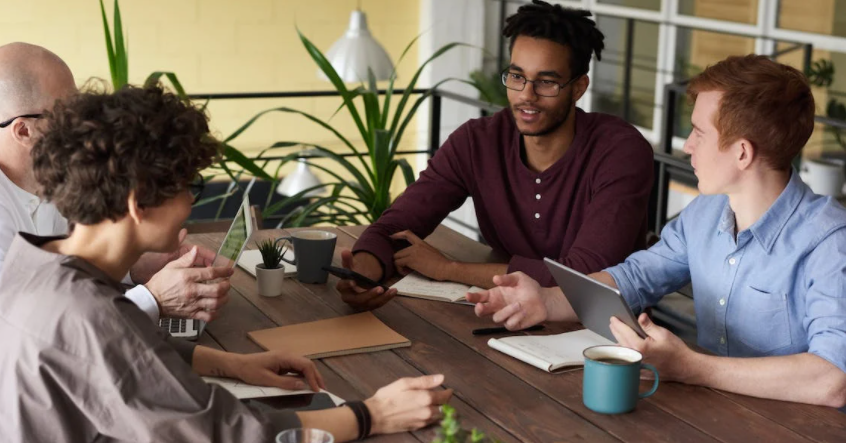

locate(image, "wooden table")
[[190, 226, 846, 443]]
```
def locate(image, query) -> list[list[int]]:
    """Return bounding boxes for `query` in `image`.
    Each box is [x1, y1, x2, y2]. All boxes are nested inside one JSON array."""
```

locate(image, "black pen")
[[472, 324, 545, 335]]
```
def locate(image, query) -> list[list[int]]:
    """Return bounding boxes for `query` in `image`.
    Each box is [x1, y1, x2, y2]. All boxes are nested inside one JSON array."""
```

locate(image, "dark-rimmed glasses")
[[501, 70, 580, 97], [0, 114, 43, 129], [189, 174, 205, 204]]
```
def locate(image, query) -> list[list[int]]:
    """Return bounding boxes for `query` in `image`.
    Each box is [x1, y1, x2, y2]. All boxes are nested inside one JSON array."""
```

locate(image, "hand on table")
[[365, 374, 453, 435], [465, 272, 548, 330], [145, 246, 234, 321], [229, 351, 325, 392], [610, 313, 697, 382], [336, 249, 396, 310], [390, 230, 454, 281]]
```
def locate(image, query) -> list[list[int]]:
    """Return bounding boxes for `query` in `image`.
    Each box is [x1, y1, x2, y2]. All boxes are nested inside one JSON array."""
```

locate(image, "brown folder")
[[247, 312, 411, 359]]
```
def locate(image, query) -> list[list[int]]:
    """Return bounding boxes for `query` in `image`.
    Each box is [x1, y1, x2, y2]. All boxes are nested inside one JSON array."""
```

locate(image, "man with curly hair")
[[0, 42, 230, 322], [0, 85, 452, 442], [337, 0, 654, 310]]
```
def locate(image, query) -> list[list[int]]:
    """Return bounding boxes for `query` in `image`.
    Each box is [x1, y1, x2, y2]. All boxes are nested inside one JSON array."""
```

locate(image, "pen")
[[472, 324, 545, 335]]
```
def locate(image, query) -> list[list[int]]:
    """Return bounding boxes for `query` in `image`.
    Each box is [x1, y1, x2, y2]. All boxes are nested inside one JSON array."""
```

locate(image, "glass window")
[[777, 0, 846, 38], [671, 27, 756, 138], [678, 0, 759, 25], [590, 16, 660, 129], [597, 0, 661, 10]]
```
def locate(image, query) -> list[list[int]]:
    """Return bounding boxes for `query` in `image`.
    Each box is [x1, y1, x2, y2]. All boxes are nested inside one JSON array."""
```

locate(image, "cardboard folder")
[[247, 312, 411, 359]]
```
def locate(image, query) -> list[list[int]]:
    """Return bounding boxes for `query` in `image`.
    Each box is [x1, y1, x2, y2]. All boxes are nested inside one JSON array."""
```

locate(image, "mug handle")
[[273, 237, 296, 265], [638, 363, 660, 399]]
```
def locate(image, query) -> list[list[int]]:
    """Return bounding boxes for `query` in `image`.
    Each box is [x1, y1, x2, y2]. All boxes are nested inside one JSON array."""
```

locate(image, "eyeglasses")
[[501, 70, 580, 97], [188, 174, 205, 204], [0, 113, 44, 129]]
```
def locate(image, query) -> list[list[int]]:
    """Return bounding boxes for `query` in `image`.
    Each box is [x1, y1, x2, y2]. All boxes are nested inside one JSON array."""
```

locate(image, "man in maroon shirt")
[[337, 0, 654, 309]]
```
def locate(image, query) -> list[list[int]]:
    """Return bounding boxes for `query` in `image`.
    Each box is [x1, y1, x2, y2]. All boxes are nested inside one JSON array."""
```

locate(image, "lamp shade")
[[322, 10, 394, 82], [277, 159, 323, 198]]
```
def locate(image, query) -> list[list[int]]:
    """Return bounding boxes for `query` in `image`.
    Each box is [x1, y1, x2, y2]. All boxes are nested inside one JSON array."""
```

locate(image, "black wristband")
[[343, 400, 372, 440]]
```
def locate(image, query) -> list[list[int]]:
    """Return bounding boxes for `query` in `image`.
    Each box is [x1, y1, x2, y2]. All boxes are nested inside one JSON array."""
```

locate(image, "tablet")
[[212, 195, 256, 269], [543, 258, 646, 341]]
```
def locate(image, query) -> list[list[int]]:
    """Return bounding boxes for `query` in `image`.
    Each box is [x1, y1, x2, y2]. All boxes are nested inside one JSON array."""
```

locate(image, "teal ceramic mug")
[[582, 345, 659, 414]]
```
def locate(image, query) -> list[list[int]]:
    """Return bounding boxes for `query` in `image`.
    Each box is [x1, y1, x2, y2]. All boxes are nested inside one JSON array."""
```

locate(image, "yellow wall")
[[0, 0, 422, 186]]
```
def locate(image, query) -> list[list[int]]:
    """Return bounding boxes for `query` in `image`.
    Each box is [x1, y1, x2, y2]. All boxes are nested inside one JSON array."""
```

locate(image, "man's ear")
[[127, 190, 144, 225], [736, 138, 756, 171], [10, 119, 35, 148], [573, 75, 590, 102]]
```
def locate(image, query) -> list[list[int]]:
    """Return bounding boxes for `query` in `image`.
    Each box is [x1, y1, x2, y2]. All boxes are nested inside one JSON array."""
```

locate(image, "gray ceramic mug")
[[275, 230, 337, 284]]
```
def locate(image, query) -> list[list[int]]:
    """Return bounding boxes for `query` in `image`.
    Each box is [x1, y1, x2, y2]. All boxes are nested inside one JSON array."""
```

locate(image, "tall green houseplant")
[[225, 31, 472, 227]]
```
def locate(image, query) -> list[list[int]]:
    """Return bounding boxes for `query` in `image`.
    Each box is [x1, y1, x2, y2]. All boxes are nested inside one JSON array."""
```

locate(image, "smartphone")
[[244, 393, 336, 412], [322, 265, 389, 291]]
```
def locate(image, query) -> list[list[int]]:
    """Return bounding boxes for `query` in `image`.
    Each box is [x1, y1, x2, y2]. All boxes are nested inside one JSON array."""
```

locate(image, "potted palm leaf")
[[223, 30, 474, 227], [255, 239, 286, 297]]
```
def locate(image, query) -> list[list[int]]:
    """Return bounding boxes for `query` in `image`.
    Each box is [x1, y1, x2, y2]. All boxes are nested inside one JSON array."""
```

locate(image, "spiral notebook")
[[248, 312, 410, 359]]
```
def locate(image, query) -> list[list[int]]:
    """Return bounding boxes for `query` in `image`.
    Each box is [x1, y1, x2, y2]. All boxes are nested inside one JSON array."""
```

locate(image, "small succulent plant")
[[256, 239, 285, 269], [432, 405, 499, 443]]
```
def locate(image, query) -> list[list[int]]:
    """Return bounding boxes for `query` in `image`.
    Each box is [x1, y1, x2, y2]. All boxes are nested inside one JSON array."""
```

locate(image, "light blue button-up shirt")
[[606, 172, 846, 373]]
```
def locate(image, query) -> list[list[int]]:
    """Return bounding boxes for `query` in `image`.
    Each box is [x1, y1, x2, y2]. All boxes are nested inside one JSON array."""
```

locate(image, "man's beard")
[[514, 90, 574, 137]]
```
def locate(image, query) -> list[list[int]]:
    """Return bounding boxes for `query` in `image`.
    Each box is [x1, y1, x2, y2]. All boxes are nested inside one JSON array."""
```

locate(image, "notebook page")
[[488, 329, 614, 372], [391, 272, 484, 302]]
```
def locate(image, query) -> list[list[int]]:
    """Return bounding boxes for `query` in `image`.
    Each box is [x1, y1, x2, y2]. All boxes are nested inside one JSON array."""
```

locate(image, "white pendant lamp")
[[277, 158, 324, 198], [322, 9, 394, 82]]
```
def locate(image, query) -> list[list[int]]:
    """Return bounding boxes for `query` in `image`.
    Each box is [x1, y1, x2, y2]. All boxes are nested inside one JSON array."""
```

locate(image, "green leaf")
[[380, 33, 422, 129], [113, 0, 128, 88], [389, 42, 472, 137], [221, 142, 273, 181], [99, 0, 118, 88], [395, 158, 416, 187], [297, 28, 369, 144], [394, 78, 476, 153], [145, 71, 189, 102], [371, 129, 391, 184]]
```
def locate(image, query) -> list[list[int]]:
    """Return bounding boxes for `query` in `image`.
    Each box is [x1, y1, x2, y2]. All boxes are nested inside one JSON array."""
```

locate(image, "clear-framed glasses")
[[500, 69, 580, 97], [188, 174, 205, 204], [0, 113, 43, 129]]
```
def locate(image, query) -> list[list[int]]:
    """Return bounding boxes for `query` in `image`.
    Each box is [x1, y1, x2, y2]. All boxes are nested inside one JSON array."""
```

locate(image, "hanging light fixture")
[[277, 157, 324, 198], [322, 7, 394, 82]]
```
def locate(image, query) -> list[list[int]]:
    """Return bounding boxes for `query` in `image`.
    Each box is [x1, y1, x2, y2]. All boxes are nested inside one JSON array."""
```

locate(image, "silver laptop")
[[543, 258, 646, 342], [158, 195, 256, 340]]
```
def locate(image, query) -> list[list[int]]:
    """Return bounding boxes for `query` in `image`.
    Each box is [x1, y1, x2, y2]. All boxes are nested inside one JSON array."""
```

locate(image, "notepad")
[[248, 312, 411, 359], [237, 249, 297, 277], [488, 329, 615, 373], [202, 376, 344, 405], [391, 272, 485, 304]]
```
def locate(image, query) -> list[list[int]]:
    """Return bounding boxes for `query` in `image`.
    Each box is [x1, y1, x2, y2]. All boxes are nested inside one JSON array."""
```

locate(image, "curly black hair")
[[503, 0, 605, 78], [32, 85, 221, 225]]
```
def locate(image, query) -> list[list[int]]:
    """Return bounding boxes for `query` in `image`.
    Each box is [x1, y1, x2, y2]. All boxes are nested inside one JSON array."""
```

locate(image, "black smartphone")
[[322, 265, 389, 291], [244, 393, 336, 412]]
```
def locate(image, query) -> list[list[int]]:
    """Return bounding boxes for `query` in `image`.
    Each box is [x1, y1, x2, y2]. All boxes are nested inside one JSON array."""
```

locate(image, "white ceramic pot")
[[800, 158, 846, 197], [256, 264, 286, 297]]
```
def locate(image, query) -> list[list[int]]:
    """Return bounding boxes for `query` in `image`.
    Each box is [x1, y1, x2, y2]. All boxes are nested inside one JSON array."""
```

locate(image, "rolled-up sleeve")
[[803, 228, 846, 374], [605, 208, 693, 315]]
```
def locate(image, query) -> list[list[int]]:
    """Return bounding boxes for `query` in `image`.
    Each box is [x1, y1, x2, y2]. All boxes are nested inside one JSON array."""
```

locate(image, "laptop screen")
[[212, 196, 254, 269]]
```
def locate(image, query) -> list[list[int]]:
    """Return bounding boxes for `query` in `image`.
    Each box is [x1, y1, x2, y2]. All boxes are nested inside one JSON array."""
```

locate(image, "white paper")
[[202, 376, 345, 405], [237, 249, 297, 277], [488, 329, 614, 372], [390, 272, 484, 303]]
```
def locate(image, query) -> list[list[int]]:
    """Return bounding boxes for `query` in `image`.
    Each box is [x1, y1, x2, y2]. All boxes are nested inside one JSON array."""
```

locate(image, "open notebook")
[[248, 312, 410, 359], [488, 329, 614, 373], [202, 376, 345, 405], [391, 272, 485, 304], [237, 249, 297, 277]]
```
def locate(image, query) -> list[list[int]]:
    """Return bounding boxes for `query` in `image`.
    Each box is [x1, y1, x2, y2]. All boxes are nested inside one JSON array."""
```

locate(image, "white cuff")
[[125, 285, 160, 322], [121, 271, 134, 285]]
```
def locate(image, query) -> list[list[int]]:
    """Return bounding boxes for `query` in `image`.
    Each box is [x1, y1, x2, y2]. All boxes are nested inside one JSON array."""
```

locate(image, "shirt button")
[[535, 178, 541, 184], [535, 194, 541, 200], [728, 258, 736, 265], [720, 336, 726, 345], [534, 213, 540, 219], [719, 298, 726, 306]]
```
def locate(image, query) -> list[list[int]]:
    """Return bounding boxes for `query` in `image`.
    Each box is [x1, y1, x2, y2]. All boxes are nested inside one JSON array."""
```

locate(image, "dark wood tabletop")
[[189, 226, 846, 443]]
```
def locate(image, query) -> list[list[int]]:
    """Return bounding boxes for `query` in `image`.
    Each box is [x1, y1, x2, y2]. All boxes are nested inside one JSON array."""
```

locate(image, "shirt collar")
[[16, 232, 125, 291], [716, 170, 805, 254], [0, 167, 39, 209]]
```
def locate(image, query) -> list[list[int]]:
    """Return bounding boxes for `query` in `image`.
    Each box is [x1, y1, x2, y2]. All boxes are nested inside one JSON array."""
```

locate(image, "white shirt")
[[0, 167, 160, 321]]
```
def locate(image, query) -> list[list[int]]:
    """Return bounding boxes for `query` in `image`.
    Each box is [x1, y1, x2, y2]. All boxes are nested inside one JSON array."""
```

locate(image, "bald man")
[[0, 42, 231, 322]]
